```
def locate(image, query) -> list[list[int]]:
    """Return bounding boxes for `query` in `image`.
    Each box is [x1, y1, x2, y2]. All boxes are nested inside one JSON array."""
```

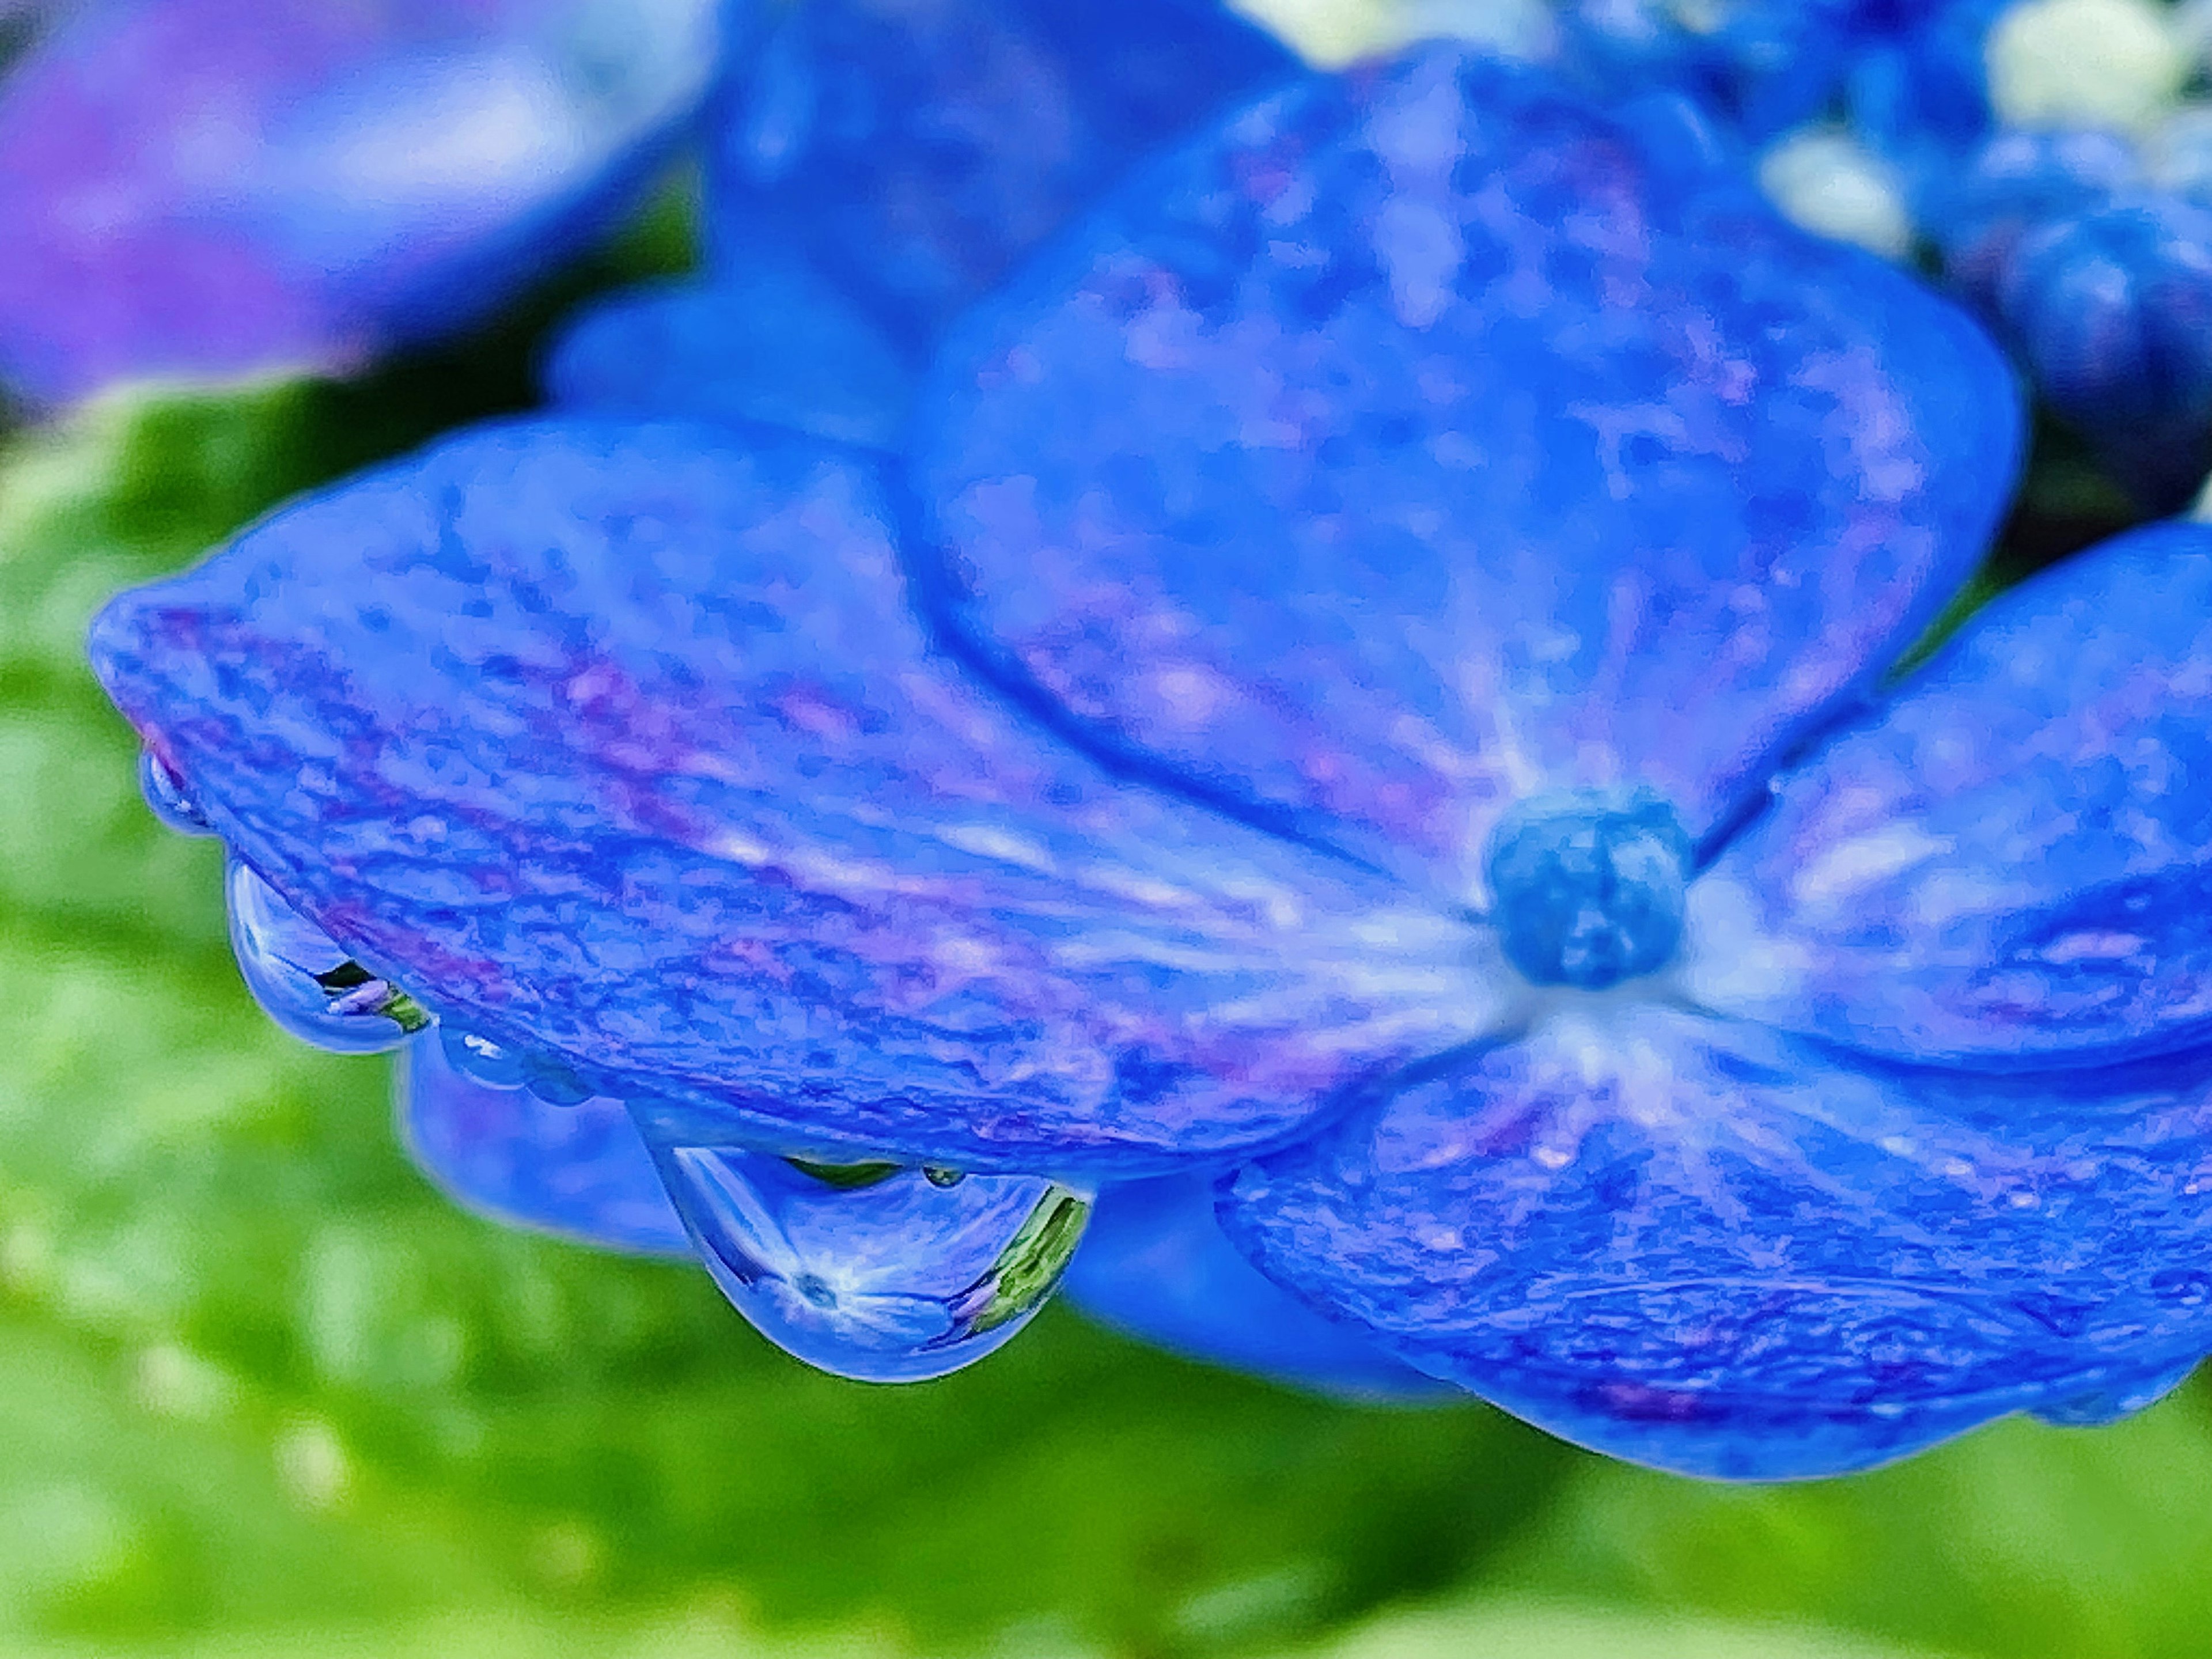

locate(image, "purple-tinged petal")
[[0, 0, 727, 404], [911, 46, 2024, 902], [1691, 521, 2212, 1070], [1063, 1172, 1454, 1403], [90, 419, 1511, 1174], [707, 0, 1295, 346], [541, 258, 917, 450], [399, 1028, 688, 1255], [1221, 999, 2212, 1480], [632, 1116, 1088, 1381]]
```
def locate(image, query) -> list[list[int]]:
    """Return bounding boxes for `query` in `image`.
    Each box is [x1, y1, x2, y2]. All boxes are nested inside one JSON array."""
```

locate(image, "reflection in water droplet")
[[642, 1132, 1090, 1381], [138, 749, 214, 836], [226, 855, 430, 1054], [922, 1166, 967, 1189], [440, 1027, 527, 1090]]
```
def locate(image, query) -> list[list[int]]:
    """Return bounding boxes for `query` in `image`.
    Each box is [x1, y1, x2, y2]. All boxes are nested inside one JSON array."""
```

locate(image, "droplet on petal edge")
[[438, 1025, 528, 1090], [226, 854, 429, 1054], [646, 1136, 1090, 1382], [138, 748, 213, 836]]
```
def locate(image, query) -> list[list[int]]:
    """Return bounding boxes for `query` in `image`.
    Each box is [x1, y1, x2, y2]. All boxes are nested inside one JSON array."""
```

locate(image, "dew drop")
[[226, 855, 430, 1054], [520, 1051, 594, 1107], [138, 749, 214, 836], [922, 1166, 967, 1189], [645, 1135, 1090, 1381], [439, 1027, 527, 1090]]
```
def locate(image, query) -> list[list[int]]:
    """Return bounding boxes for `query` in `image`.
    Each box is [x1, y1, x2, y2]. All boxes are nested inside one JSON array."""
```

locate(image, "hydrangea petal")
[[541, 256, 918, 451], [911, 46, 2024, 900], [1063, 1172, 1453, 1403], [707, 0, 1294, 346], [398, 1028, 689, 1255], [0, 0, 727, 403], [1221, 999, 2212, 1479], [89, 419, 1511, 1173], [1691, 521, 2212, 1069]]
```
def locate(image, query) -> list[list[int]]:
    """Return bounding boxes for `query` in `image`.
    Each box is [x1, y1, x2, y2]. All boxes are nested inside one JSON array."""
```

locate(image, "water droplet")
[[439, 1027, 527, 1090], [520, 1051, 594, 1107], [226, 855, 430, 1054], [645, 1136, 1089, 1381], [923, 1166, 967, 1189], [138, 749, 214, 836]]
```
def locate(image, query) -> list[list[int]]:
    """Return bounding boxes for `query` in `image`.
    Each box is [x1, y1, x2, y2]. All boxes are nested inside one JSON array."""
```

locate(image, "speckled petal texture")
[[90, 421, 1513, 1173], [0, 0, 724, 402], [1692, 522, 2212, 1067], [399, 1031, 689, 1255], [1221, 1001, 2212, 1479], [1063, 1172, 1451, 1403], [911, 46, 2023, 896]]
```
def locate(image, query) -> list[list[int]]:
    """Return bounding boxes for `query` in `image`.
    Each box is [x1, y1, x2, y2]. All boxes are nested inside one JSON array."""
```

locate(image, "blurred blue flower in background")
[[86, 31, 2212, 1482], [0, 0, 733, 406]]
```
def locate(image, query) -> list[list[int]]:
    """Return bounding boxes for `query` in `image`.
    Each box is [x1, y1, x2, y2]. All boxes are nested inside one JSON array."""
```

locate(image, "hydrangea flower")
[[0, 0, 731, 406], [88, 41, 2212, 1478]]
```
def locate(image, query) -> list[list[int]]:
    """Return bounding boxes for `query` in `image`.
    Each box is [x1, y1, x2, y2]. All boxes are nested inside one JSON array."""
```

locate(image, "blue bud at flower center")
[[1483, 789, 1693, 991]]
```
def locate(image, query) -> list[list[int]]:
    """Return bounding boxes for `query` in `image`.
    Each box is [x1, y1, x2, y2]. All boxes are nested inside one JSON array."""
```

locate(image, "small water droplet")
[[439, 1027, 527, 1090], [226, 855, 429, 1054], [520, 1051, 593, 1107], [138, 749, 214, 836], [922, 1166, 967, 1189], [644, 1133, 1089, 1381]]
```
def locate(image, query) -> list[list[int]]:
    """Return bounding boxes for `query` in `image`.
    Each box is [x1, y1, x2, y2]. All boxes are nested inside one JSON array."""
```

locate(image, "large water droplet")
[[644, 1133, 1089, 1381], [1484, 787, 1692, 990], [138, 748, 214, 836], [226, 855, 430, 1054]]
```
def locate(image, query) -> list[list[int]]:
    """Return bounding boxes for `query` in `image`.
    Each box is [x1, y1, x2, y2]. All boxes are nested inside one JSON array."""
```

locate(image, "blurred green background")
[[3, 34, 2211, 1657]]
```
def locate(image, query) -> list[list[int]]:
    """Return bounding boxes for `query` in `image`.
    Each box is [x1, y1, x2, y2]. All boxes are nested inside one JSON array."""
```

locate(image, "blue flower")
[[0, 0, 733, 406], [88, 43, 2212, 1478]]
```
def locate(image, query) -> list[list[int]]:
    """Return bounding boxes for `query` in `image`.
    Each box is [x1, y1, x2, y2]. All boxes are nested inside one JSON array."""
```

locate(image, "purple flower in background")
[[86, 43, 2212, 1477], [0, 0, 732, 405]]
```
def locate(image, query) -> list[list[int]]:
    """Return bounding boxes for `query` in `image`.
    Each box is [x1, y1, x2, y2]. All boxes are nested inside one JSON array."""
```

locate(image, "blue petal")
[[1063, 1172, 1453, 1403], [911, 46, 2024, 902], [632, 1111, 1089, 1382], [541, 258, 918, 451], [706, 0, 1294, 346], [1219, 999, 2212, 1480], [0, 0, 729, 404], [90, 419, 1512, 1173], [399, 1029, 688, 1255], [1692, 521, 2212, 1070]]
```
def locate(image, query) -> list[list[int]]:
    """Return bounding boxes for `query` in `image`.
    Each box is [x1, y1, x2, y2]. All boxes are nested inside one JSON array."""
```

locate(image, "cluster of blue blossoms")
[[28, 0, 2212, 1479]]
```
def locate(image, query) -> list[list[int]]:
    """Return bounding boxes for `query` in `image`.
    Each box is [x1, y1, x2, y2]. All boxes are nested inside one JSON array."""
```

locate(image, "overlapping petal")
[[399, 1028, 688, 1255], [707, 0, 1294, 345], [1063, 1172, 1451, 1403], [1691, 521, 2212, 1068], [90, 419, 1512, 1173], [0, 0, 726, 403], [1220, 999, 2212, 1478], [911, 46, 2024, 900], [542, 256, 918, 451]]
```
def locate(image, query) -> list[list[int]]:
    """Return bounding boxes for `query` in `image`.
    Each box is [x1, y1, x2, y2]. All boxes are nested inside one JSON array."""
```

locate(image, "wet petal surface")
[[91, 419, 1509, 1173], [1222, 998, 2212, 1478], [0, 0, 724, 402], [1692, 522, 2212, 1069], [635, 1110, 1089, 1382], [399, 1028, 688, 1255], [1064, 1172, 1452, 1403], [912, 46, 2022, 898]]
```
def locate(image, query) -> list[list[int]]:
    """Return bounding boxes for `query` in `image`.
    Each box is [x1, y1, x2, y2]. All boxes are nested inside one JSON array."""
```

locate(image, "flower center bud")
[[1483, 788, 1693, 991]]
